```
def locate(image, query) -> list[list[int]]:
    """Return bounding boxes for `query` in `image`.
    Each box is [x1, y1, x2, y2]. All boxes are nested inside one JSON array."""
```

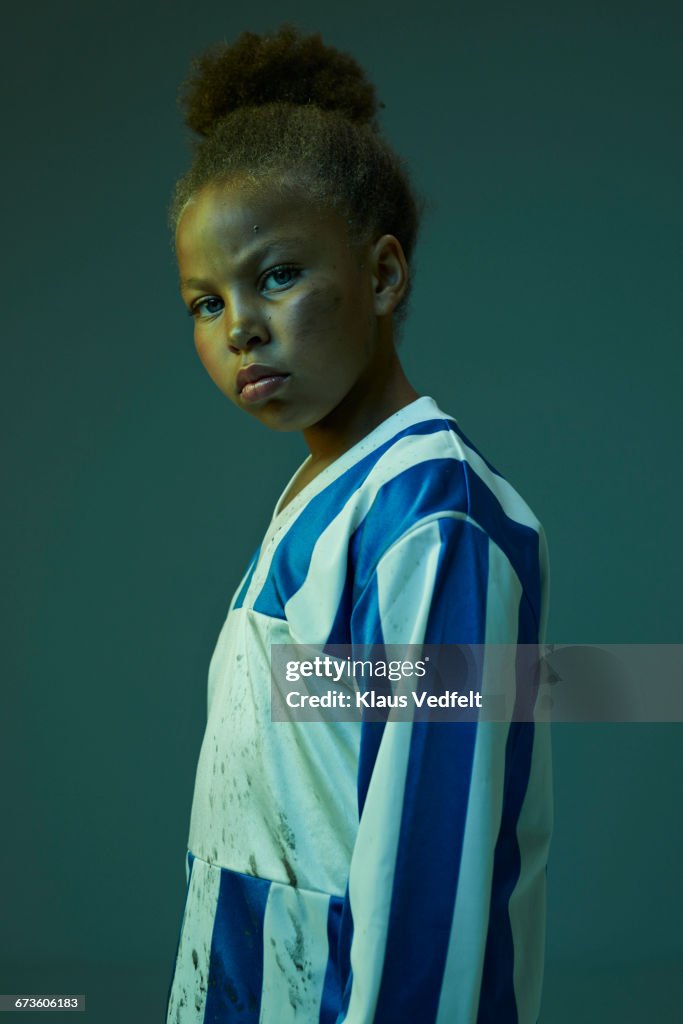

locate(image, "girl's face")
[[176, 179, 404, 445]]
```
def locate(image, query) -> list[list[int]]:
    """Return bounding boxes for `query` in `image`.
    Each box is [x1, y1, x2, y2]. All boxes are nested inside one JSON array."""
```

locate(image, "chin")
[[251, 404, 314, 433]]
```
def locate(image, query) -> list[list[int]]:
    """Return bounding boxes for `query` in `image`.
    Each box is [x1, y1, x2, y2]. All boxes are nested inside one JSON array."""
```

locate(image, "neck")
[[302, 342, 420, 465]]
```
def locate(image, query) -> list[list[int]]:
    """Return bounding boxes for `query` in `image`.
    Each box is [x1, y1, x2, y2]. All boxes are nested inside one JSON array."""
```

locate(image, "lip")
[[236, 363, 291, 404], [236, 363, 289, 392]]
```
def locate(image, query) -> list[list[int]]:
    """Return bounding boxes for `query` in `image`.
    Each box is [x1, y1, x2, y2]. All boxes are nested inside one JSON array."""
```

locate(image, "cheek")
[[194, 322, 224, 362], [194, 333, 215, 373], [194, 331, 236, 394], [288, 283, 345, 331]]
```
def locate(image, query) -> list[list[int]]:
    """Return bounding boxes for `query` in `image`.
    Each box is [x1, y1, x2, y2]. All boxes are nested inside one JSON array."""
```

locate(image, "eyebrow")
[[179, 236, 309, 290], [181, 277, 221, 291]]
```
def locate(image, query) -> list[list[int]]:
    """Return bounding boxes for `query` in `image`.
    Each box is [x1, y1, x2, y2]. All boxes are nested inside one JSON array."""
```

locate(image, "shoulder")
[[353, 398, 544, 566], [342, 400, 548, 637]]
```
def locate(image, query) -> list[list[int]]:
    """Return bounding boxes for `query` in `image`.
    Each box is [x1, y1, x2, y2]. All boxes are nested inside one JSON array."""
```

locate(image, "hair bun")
[[180, 23, 382, 137]]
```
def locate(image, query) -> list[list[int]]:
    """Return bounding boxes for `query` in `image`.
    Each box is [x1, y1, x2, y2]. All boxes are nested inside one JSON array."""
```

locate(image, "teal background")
[[2, 0, 681, 1020]]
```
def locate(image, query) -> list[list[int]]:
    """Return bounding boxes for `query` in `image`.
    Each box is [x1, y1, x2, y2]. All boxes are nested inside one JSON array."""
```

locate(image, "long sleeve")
[[335, 515, 553, 1024]]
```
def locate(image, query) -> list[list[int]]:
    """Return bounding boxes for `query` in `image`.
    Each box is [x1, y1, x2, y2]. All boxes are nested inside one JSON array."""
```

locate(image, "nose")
[[227, 310, 270, 353]]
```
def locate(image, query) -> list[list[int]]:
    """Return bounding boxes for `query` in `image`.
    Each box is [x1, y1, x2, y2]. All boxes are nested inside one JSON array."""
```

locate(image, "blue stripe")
[[203, 867, 271, 1022], [512, 596, 545, 720], [476, 585, 541, 1022], [423, 518, 491, 645], [374, 719, 480, 1022], [475, 721, 534, 1024], [464, 472, 541, 623], [444, 417, 506, 479], [337, 886, 355, 1021], [319, 894, 345, 1024]]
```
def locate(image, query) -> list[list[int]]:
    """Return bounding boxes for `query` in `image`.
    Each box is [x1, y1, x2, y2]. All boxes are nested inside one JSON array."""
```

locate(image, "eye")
[[260, 264, 301, 292], [189, 296, 224, 320]]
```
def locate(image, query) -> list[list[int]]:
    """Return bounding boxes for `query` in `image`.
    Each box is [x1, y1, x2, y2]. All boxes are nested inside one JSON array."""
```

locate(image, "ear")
[[369, 234, 409, 316]]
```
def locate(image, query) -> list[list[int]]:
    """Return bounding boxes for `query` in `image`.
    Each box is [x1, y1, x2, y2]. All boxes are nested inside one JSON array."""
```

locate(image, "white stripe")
[[343, 526, 442, 1020], [259, 881, 331, 1024], [508, 722, 553, 1022], [228, 552, 259, 612], [436, 542, 521, 1024], [375, 518, 443, 645], [449, 433, 541, 532], [166, 856, 221, 1024], [343, 721, 415, 1022]]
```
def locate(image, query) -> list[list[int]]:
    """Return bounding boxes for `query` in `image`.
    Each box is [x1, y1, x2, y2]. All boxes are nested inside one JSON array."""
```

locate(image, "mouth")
[[236, 363, 291, 404]]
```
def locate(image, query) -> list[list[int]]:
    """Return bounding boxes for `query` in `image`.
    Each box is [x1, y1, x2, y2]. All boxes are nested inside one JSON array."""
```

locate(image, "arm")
[[336, 515, 552, 1024]]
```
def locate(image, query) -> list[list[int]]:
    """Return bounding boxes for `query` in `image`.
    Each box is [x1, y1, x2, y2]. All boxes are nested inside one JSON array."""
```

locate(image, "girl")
[[165, 24, 552, 1024]]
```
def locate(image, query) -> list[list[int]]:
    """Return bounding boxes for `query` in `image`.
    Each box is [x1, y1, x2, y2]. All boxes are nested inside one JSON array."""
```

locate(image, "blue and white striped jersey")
[[165, 396, 552, 1024]]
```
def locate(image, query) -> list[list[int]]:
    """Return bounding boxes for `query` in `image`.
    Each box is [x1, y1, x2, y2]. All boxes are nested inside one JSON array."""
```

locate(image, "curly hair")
[[171, 24, 425, 326]]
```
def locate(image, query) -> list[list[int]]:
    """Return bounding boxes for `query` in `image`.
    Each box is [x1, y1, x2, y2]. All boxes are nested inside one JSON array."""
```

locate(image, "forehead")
[[175, 180, 352, 264]]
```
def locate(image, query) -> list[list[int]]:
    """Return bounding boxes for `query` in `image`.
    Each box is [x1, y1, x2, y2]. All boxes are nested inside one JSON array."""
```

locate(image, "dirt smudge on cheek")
[[286, 284, 345, 347]]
